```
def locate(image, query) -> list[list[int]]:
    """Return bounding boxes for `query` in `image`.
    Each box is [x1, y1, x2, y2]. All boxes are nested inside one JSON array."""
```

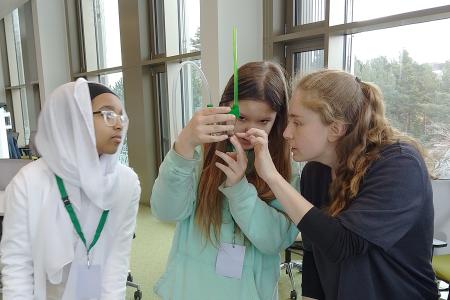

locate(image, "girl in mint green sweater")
[[151, 61, 299, 300]]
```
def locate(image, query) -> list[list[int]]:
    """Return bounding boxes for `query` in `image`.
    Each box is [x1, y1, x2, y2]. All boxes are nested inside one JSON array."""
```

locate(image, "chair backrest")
[[0, 159, 32, 190], [432, 179, 450, 255]]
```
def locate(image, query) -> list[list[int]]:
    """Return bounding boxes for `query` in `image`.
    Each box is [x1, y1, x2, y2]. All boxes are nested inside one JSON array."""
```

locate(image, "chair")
[[126, 233, 142, 300], [19, 130, 39, 160], [281, 240, 304, 300], [126, 271, 142, 300], [433, 254, 450, 300], [433, 239, 449, 300], [431, 180, 450, 300]]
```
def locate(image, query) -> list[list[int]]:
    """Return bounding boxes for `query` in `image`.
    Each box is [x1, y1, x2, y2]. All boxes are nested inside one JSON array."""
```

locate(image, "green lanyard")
[[55, 175, 109, 267]]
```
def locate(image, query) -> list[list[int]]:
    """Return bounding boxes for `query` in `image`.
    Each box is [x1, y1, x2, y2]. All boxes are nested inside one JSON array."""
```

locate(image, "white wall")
[[200, 0, 263, 104], [32, 0, 71, 104], [217, 0, 263, 96]]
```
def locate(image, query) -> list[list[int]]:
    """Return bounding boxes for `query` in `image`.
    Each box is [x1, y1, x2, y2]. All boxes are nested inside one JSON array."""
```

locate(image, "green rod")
[[233, 27, 238, 107]]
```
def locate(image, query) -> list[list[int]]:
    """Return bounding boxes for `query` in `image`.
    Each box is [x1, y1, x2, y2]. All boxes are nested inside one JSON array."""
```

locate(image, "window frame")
[[264, 0, 450, 179], [285, 38, 324, 76]]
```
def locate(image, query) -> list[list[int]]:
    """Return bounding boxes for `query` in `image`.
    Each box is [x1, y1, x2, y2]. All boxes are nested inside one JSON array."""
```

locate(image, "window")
[[7, 9, 25, 86], [76, 0, 126, 164], [81, 0, 122, 71], [349, 0, 450, 23], [151, 0, 200, 56], [99, 72, 124, 102], [152, 0, 166, 55], [10, 88, 29, 147], [276, 0, 450, 178], [286, 39, 325, 77], [149, 0, 201, 165], [294, 0, 326, 26], [4, 9, 29, 147], [348, 18, 450, 178], [293, 49, 325, 76], [155, 71, 170, 164], [180, 60, 203, 127], [178, 0, 200, 53], [70, 0, 201, 170]]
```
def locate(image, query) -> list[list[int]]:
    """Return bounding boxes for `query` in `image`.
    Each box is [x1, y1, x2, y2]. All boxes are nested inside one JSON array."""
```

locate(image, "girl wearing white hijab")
[[0, 78, 141, 299]]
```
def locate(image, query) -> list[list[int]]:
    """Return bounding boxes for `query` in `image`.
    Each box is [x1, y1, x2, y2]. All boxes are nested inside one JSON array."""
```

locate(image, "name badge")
[[76, 264, 102, 299], [215, 242, 246, 279]]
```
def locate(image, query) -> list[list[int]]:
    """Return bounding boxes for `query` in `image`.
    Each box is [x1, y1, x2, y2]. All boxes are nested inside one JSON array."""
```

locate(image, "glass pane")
[[11, 88, 29, 147], [82, 0, 122, 71], [12, 9, 25, 85], [293, 49, 324, 76], [348, 19, 450, 178], [98, 72, 129, 166], [294, 0, 325, 26], [19, 88, 29, 145], [179, 0, 200, 53], [157, 72, 170, 162], [5, 9, 26, 86], [180, 60, 203, 127], [153, 0, 166, 54], [350, 0, 450, 22], [99, 72, 124, 102]]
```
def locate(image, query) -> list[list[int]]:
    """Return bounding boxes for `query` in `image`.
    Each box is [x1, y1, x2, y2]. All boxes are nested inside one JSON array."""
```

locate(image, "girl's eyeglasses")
[[93, 110, 129, 127]]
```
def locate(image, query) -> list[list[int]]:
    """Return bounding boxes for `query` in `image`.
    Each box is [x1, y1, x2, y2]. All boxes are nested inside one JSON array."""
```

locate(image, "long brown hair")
[[293, 69, 426, 216], [196, 61, 291, 243]]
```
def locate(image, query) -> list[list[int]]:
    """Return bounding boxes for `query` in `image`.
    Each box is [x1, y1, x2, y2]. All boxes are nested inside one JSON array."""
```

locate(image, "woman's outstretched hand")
[[235, 128, 279, 184]]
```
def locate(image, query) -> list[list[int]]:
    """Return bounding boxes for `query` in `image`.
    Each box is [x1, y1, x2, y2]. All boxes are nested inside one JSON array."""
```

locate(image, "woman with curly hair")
[[241, 69, 439, 300]]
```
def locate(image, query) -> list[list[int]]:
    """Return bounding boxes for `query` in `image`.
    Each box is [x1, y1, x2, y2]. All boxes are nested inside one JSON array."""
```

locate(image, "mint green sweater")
[[151, 149, 299, 300]]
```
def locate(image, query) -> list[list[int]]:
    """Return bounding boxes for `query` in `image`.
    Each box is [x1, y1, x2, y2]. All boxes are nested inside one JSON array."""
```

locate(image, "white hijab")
[[36, 77, 126, 210], [33, 78, 127, 298]]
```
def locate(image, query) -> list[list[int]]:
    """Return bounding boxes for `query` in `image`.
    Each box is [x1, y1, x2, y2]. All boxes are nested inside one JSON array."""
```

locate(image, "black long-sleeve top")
[[296, 142, 439, 300]]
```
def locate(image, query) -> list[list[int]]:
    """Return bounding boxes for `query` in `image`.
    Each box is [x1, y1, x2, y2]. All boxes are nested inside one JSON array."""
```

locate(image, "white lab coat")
[[0, 159, 140, 299], [0, 78, 140, 299]]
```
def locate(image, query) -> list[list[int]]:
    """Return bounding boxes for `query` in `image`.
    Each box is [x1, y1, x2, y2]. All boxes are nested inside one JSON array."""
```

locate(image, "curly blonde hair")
[[293, 69, 426, 216]]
